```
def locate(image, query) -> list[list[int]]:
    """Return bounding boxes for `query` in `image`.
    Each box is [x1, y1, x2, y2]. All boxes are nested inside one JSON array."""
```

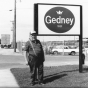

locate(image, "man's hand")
[[23, 51, 28, 65]]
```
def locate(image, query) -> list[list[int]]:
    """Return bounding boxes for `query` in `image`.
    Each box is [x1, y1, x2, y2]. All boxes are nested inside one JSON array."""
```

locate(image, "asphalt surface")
[[0, 49, 88, 68]]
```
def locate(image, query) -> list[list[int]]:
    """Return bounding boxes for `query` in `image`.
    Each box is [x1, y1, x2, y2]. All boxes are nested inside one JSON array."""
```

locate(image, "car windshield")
[[53, 46, 63, 49]]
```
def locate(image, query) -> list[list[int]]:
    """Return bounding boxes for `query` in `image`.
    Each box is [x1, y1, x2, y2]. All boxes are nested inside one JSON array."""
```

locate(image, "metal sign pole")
[[79, 35, 83, 73], [79, 6, 83, 73]]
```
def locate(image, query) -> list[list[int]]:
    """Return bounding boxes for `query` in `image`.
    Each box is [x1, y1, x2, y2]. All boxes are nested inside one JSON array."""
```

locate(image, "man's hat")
[[30, 30, 36, 35]]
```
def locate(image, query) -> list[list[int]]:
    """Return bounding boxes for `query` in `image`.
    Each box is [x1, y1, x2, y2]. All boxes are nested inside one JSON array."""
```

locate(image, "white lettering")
[[45, 16, 74, 25], [61, 18, 66, 24], [65, 18, 70, 24], [69, 18, 74, 25], [52, 18, 56, 24], [45, 16, 51, 24], [57, 16, 61, 24]]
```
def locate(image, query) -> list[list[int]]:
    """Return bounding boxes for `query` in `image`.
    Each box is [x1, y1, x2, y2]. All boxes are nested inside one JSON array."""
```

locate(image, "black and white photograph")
[[0, 0, 88, 88]]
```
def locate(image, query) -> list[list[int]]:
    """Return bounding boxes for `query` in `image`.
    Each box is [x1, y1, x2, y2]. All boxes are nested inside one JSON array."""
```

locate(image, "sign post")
[[79, 6, 83, 72]]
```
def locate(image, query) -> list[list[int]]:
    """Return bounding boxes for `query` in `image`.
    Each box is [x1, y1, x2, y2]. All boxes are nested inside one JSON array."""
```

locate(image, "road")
[[44, 55, 88, 66], [0, 54, 88, 69]]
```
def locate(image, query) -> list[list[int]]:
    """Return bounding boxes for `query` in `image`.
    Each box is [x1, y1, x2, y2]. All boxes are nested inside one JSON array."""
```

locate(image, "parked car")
[[51, 45, 79, 55]]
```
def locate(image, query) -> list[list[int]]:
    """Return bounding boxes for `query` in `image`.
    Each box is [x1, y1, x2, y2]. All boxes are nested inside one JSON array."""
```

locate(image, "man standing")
[[24, 30, 45, 86]]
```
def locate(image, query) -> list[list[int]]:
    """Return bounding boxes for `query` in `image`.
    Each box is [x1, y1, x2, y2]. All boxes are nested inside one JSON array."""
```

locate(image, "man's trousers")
[[28, 55, 44, 83]]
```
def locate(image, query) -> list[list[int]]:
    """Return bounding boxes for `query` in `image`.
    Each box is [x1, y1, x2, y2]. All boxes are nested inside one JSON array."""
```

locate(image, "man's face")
[[30, 34, 36, 40]]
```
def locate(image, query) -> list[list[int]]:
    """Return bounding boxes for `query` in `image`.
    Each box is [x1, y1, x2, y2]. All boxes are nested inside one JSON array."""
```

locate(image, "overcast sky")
[[0, 0, 88, 42]]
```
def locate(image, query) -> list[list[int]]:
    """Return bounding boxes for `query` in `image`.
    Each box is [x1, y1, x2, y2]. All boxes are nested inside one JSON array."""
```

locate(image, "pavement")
[[0, 69, 19, 88], [0, 48, 22, 55], [0, 48, 88, 88], [0, 48, 21, 88]]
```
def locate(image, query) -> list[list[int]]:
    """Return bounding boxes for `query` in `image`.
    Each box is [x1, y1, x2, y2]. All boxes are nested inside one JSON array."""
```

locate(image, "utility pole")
[[14, 0, 16, 52], [10, 21, 14, 48], [10, 0, 22, 52]]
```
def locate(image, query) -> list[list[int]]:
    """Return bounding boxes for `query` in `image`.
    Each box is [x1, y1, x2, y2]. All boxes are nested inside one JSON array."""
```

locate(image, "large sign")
[[44, 7, 75, 33], [34, 4, 81, 35]]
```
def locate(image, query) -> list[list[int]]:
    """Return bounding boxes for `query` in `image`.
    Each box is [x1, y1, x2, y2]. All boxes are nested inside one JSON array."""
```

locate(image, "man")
[[24, 30, 45, 86]]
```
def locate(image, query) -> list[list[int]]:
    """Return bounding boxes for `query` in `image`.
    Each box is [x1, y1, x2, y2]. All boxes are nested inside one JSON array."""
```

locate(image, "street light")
[[10, 0, 16, 52], [10, 21, 14, 48], [9, 0, 16, 52], [10, 0, 21, 52]]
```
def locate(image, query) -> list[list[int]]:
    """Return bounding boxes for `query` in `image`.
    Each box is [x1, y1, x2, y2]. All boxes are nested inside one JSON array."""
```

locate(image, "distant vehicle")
[[84, 46, 88, 54], [51, 45, 79, 55], [1, 34, 11, 48]]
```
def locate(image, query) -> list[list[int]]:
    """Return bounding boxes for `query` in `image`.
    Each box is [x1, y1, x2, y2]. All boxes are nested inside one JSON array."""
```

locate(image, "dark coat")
[[24, 39, 45, 65]]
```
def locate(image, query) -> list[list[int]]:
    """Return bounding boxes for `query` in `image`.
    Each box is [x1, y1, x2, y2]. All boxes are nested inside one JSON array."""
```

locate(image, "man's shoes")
[[30, 82, 35, 86], [26, 63, 28, 65], [38, 82, 44, 85], [35, 79, 38, 82]]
